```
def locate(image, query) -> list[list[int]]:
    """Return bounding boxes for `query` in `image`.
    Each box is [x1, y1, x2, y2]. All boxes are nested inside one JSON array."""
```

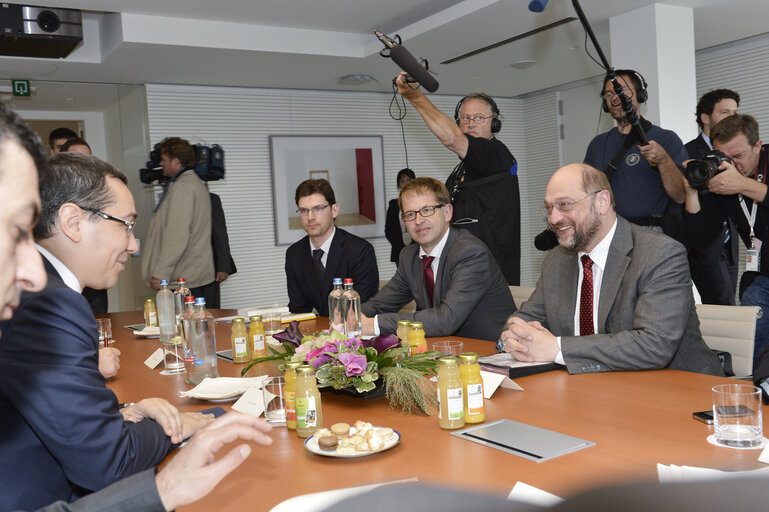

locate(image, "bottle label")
[[148, 312, 157, 326], [467, 383, 484, 413], [414, 344, 426, 354], [252, 334, 265, 351], [295, 397, 317, 428], [447, 387, 463, 420], [234, 336, 247, 357], [285, 391, 296, 421], [437, 388, 441, 419]]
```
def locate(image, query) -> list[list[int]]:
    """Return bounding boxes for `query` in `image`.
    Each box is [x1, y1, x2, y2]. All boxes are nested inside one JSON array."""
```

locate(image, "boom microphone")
[[375, 30, 439, 93]]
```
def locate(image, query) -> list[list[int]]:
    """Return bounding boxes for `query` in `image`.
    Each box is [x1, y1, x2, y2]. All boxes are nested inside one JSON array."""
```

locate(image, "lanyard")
[[738, 148, 767, 242]]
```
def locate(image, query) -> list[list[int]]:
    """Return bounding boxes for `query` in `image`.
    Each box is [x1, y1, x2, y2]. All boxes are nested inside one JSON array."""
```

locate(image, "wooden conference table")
[[103, 310, 766, 511]]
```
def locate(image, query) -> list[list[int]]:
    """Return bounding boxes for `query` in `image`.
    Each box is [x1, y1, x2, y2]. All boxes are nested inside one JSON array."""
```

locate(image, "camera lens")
[[37, 10, 61, 33]]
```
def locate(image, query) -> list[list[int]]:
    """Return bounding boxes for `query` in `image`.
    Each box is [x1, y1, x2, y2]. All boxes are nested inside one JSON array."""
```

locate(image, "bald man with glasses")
[[361, 177, 514, 342], [498, 164, 722, 375]]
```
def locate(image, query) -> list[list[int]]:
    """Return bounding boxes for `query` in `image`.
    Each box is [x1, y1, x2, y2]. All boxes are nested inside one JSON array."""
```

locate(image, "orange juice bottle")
[[231, 317, 249, 363], [407, 321, 426, 355], [459, 352, 485, 424], [437, 356, 464, 430], [283, 362, 301, 430], [249, 315, 267, 359]]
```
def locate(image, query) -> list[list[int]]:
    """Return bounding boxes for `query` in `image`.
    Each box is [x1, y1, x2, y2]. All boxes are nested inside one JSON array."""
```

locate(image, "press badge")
[[747, 237, 762, 272]]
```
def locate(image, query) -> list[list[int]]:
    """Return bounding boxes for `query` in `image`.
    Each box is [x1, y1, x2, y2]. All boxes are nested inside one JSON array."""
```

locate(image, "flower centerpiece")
[[241, 322, 440, 414]]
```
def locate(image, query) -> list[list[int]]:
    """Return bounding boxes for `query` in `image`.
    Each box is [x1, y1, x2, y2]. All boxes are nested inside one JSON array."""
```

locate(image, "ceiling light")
[[509, 60, 536, 70], [337, 74, 378, 86]]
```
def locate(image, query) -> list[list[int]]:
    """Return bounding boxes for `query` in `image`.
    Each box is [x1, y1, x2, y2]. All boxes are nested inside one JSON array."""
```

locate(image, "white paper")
[[759, 444, 769, 464], [144, 348, 164, 369], [507, 482, 564, 506], [232, 386, 266, 417], [481, 370, 523, 398], [269, 478, 419, 512], [134, 325, 160, 337], [657, 463, 769, 483], [180, 376, 269, 400]]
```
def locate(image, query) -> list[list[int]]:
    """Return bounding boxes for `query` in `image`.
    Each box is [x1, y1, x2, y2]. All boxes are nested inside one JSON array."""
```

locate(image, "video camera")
[[140, 143, 225, 185], [684, 150, 731, 192]]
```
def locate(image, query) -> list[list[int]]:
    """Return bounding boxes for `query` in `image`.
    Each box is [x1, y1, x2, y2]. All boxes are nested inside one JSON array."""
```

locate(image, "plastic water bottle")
[[342, 278, 361, 338], [156, 280, 176, 343], [173, 278, 191, 322], [186, 297, 219, 385], [328, 278, 344, 332], [180, 295, 196, 377]]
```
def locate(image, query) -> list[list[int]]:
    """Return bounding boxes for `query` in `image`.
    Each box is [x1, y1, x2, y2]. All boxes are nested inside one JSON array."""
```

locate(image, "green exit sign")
[[12, 80, 30, 97]]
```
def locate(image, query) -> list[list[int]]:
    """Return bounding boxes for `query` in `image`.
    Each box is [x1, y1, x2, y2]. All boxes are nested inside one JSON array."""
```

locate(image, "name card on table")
[[144, 348, 164, 369], [232, 386, 265, 418]]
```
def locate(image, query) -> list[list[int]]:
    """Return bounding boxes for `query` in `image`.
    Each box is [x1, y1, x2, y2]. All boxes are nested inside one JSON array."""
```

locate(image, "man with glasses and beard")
[[498, 164, 722, 375]]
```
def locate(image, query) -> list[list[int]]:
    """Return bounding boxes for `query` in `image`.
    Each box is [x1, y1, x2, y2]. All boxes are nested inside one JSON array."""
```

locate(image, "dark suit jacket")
[[510, 217, 723, 375], [385, 198, 405, 263], [0, 258, 172, 510], [210, 192, 237, 275], [684, 133, 739, 305], [285, 227, 379, 317], [362, 228, 515, 341]]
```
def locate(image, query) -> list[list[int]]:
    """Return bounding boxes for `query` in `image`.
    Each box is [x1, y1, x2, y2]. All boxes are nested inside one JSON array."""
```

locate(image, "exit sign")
[[12, 80, 30, 97]]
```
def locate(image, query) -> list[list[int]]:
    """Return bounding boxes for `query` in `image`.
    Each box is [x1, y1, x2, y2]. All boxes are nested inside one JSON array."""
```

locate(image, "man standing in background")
[[142, 137, 216, 303], [395, 73, 521, 285], [48, 126, 77, 154]]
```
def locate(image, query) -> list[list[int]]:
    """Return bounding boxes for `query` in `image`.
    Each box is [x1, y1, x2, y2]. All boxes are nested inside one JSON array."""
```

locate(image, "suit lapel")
[[431, 229, 456, 304], [555, 249, 579, 335], [597, 218, 632, 332]]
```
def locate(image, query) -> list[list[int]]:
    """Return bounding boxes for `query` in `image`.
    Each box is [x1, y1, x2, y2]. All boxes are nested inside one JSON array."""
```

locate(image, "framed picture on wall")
[[269, 135, 386, 246]]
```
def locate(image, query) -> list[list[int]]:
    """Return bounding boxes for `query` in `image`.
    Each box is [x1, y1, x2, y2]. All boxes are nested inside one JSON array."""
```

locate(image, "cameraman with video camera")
[[683, 113, 769, 367]]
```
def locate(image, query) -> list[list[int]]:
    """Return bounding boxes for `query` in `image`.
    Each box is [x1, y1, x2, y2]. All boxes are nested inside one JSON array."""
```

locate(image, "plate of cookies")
[[305, 420, 400, 458]]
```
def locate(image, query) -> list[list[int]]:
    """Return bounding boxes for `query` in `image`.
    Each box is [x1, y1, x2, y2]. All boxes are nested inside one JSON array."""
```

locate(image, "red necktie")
[[579, 255, 594, 336], [422, 256, 435, 306]]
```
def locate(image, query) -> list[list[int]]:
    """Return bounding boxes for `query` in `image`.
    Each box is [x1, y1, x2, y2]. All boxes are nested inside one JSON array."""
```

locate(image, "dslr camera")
[[684, 150, 731, 192]]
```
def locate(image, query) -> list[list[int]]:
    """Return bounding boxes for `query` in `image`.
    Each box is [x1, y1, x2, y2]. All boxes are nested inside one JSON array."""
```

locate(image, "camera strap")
[[605, 117, 653, 182], [738, 148, 767, 240]]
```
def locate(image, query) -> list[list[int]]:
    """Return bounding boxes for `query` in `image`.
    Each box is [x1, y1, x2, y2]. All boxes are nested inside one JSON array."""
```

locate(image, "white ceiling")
[[1, 0, 768, 111]]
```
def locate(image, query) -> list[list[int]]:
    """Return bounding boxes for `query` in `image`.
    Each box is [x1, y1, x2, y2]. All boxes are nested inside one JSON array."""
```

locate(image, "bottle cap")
[[160, 279, 168, 286], [397, 320, 411, 326], [409, 321, 424, 329], [333, 278, 343, 285], [284, 361, 302, 370], [195, 297, 206, 305], [177, 278, 186, 284], [437, 356, 459, 366], [249, 315, 262, 323], [296, 365, 315, 374], [233, 317, 245, 324], [184, 296, 195, 304], [458, 352, 479, 363], [343, 278, 353, 285]]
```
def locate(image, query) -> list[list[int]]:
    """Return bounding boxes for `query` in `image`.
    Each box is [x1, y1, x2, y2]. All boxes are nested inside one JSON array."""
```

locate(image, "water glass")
[[265, 312, 283, 336], [433, 340, 463, 357], [162, 339, 185, 374], [712, 384, 763, 447], [263, 376, 286, 425]]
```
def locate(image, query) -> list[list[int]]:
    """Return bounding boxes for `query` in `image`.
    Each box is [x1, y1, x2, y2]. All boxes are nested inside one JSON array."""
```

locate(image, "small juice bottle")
[[283, 361, 301, 430], [295, 365, 323, 438], [396, 320, 411, 343], [144, 298, 158, 327], [459, 352, 485, 424], [407, 321, 427, 355], [437, 356, 464, 430], [249, 315, 267, 359], [231, 317, 250, 363]]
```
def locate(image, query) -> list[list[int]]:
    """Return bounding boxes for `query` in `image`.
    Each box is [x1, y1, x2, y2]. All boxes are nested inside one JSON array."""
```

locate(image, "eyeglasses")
[[458, 114, 494, 125], [401, 204, 445, 222], [81, 206, 136, 234], [541, 191, 600, 215], [296, 204, 330, 216]]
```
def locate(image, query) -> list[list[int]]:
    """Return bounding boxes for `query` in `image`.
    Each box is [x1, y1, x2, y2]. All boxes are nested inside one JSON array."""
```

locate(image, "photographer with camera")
[[141, 137, 216, 303], [684, 89, 740, 305], [683, 114, 769, 367]]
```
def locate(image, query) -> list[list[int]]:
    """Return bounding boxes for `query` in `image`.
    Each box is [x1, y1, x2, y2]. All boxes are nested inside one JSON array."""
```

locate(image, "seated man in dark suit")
[[285, 179, 379, 316], [0, 152, 215, 510], [361, 177, 515, 342], [499, 163, 723, 375]]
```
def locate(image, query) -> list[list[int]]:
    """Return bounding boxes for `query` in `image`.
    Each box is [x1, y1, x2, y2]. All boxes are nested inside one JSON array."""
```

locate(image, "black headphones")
[[600, 69, 648, 113], [454, 93, 502, 133]]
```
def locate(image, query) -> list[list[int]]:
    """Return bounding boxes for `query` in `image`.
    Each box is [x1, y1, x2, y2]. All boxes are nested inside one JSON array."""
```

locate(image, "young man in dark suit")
[[285, 179, 379, 316], [361, 177, 514, 342]]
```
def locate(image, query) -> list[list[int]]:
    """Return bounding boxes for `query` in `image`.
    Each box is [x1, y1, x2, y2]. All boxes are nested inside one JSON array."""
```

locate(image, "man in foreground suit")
[[0, 152, 217, 509], [499, 164, 722, 375], [0, 103, 274, 512], [361, 177, 514, 341], [285, 179, 378, 316]]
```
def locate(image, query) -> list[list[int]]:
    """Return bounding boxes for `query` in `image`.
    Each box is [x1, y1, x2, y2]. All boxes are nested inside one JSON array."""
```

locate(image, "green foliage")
[[380, 365, 438, 415], [239, 342, 296, 377]]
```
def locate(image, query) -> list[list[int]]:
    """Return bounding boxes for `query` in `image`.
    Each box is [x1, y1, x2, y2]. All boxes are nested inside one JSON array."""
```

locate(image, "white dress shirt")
[[36, 243, 82, 293]]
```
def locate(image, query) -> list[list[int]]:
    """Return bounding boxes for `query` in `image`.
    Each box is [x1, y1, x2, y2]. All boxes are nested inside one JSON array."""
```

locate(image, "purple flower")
[[362, 334, 399, 354], [273, 321, 303, 346], [338, 352, 367, 377]]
